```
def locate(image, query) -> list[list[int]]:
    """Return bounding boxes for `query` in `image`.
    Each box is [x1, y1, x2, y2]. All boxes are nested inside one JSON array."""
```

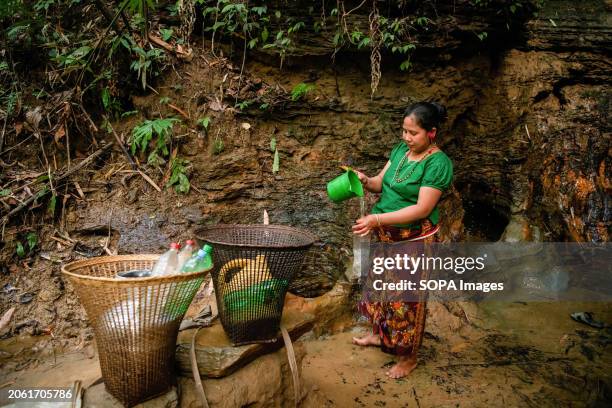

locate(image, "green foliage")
[[130, 47, 165, 90], [213, 135, 224, 155], [121, 110, 138, 118], [53, 45, 92, 68], [34, 0, 55, 12], [269, 136, 276, 152], [0, 0, 24, 19], [47, 194, 57, 216], [160, 28, 173, 41], [235, 100, 250, 111], [290, 83, 315, 101], [166, 157, 190, 194], [122, 0, 155, 15], [159, 96, 171, 105], [131, 117, 180, 164], [26, 232, 38, 251], [197, 116, 211, 130], [16, 242, 25, 258], [101, 87, 122, 116], [15, 232, 38, 258]]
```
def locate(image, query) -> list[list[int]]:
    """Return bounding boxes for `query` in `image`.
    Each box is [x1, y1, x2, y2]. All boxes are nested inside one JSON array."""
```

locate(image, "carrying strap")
[[191, 327, 210, 408], [281, 325, 301, 407]]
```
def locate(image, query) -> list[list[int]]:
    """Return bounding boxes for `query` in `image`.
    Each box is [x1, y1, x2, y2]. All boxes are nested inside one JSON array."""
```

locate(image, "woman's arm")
[[352, 187, 443, 236], [355, 161, 390, 193]]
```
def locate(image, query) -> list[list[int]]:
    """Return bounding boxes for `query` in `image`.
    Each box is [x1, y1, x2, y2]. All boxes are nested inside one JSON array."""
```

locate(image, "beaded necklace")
[[392, 146, 436, 184]]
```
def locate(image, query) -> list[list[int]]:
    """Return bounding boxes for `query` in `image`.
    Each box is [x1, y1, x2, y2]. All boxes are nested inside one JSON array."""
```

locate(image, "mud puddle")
[[302, 301, 611, 407]]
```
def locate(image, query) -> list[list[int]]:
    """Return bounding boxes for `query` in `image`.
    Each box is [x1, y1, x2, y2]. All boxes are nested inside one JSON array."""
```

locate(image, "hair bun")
[[430, 102, 447, 123]]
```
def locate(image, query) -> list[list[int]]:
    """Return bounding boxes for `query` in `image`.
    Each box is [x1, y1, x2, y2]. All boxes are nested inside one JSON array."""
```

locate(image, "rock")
[[175, 308, 314, 378], [179, 205, 204, 224], [178, 342, 307, 408], [284, 282, 352, 334], [501, 214, 541, 243]]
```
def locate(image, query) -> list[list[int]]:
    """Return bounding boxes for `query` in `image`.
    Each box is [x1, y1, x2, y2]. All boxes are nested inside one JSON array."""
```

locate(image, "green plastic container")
[[327, 169, 364, 202], [223, 278, 288, 321]]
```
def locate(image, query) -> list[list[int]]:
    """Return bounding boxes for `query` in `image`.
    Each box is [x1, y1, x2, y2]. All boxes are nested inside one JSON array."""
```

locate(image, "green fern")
[[166, 157, 190, 194], [131, 118, 180, 164], [290, 83, 315, 101]]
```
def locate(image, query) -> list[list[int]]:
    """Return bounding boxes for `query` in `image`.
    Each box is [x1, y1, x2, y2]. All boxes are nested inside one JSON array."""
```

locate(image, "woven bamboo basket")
[[197, 224, 315, 345], [62, 255, 209, 407]]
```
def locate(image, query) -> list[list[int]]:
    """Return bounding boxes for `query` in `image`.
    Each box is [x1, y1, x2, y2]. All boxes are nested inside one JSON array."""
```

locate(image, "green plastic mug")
[[327, 169, 364, 202]]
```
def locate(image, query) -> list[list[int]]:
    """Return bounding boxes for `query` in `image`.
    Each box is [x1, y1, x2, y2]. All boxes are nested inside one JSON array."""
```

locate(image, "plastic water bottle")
[[180, 245, 213, 273], [177, 240, 197, 270], [151, 242, 180, 276]]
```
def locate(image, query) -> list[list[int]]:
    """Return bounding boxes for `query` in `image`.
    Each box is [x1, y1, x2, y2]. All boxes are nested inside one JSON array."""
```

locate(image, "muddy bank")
[[1, 292, 610, 407]]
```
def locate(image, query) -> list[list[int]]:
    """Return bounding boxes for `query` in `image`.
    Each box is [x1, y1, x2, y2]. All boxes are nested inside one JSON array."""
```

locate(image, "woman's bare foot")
[[352, 333, 381, 347], [386, 355, 417, 379]]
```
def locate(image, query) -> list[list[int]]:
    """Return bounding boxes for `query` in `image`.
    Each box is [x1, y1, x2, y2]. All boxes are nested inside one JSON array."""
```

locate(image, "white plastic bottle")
[[177, 240, 197, 271], [151, 242, 180, 276]]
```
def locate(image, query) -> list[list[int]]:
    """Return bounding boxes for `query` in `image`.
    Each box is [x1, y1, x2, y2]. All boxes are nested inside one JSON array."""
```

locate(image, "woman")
[[351, 102, 453, 379]]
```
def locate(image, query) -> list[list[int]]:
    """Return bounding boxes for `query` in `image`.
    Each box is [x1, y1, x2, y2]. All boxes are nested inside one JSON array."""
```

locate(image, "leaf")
[[176, 173, 190, 193], [16, 242, 25, 258], [400, 59, 412, 71], [211, 21, 226, 31], [290, 83, 315, 101], [270, 136, 276, 152], [121, 110, 138, 118], [221, 3, 234, 13], [549, 18, 557, 27], [0, 189, 11, 197], [160, 28, 173, 41], [358, 37, 371, 49], [47, 194, 57, 216], [26, 232, 37, 251], [198, 117, 211, 129], [213, 137, 224, 155], [101, 88, 111, 110], [272, 147, 280, 174], [262, 26, 269, 42]]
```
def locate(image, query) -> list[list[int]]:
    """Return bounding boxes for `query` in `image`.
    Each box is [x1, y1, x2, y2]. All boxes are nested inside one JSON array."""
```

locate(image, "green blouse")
[[371, 142, 453, 227]]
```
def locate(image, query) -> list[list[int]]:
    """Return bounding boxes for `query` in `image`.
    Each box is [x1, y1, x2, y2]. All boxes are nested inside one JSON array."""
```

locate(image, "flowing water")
[[359, 196, 366, 219], [352, 195, 370, 282]]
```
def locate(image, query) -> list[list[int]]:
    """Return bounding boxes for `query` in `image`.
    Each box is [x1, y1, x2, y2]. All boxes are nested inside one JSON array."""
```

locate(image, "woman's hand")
[[352, 214, 378, 237], [353, 170, 369, 188]]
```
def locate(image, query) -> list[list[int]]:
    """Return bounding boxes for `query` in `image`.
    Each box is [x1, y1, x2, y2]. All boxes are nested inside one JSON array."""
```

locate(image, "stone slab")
[[175, 307, 314, 378]]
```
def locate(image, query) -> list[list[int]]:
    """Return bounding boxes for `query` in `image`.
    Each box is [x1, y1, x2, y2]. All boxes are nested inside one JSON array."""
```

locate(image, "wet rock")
[[175, 308, 314, 378], [501, 215, 542, 243], [284, 282, 352, 334], [179, 205, 204, 225], [178, 342, 307, 408]]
